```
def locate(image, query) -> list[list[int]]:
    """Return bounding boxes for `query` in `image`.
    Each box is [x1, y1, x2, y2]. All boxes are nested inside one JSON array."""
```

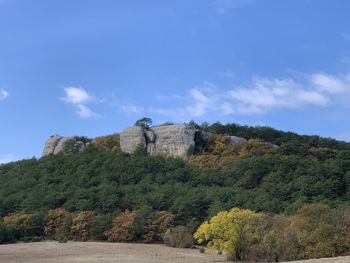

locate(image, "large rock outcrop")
[[120, 124, 196, 158], [42, 136, 63, 156], [42, 135, 89, 156], [119, 126, 146, 154]]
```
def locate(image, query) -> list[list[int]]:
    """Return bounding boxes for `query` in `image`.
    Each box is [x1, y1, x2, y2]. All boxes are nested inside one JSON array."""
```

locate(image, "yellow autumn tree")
[[94, 134, 121, 153], [194, 208, 265, 261], [188, 134, 239, 169], [4, 212, 36, 239], [70, 211, 96, 241], [44, 208, 72, 241]]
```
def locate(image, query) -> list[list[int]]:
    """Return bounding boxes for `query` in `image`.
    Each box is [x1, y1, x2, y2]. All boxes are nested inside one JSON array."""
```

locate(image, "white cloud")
[[62, 87, 92, 104], [310, 72, 350, 94], [214, 0, 253, 14], [120, 104, 144, 115], [76, 104, 97, 119], [61, 87, 97, 119], [0, 88, 9, 100], [0, 154, 15, 164], [229, 78, 329, 113], [151, 71, 350, 120]]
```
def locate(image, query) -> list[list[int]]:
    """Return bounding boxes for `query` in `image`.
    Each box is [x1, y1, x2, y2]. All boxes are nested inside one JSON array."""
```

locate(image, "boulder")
[[151, 124, 196, 157], [228, 136, 247, 147], [42, 136, 90, 156], [53, 137, 78, 155], [42, 136, 63, 156], [120, 126, 146, 153], [119, 124, 196, 158]]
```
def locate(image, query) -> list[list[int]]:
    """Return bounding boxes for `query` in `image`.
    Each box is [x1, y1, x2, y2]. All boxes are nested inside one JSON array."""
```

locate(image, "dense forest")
[[1, 122, 350, 261]]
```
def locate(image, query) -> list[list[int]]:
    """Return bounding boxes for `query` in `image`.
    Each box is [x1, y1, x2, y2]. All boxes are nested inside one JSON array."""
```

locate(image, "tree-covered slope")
[[1, 122, 350, 224]]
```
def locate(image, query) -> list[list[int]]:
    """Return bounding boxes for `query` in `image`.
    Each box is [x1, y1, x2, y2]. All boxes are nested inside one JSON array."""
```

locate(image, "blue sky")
[[1, 0, 350, 162]]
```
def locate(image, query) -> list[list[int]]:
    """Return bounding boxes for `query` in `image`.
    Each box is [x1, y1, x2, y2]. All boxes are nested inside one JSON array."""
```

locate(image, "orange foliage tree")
[[105, 210, 136, 242], [143, 211, 174, 243], [70, 211, 96, 241], [44, 208, 72, 241]]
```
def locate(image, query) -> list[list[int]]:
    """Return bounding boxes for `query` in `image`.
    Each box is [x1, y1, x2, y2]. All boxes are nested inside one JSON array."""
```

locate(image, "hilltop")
[[1, 120, 349, 218], [1, 120, 350, 261]]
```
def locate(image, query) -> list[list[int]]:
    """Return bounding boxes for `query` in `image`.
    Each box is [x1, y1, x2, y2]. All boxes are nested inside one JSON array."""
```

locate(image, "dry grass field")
[[0, 241, 229, 263], [0, 242, 349, 263]]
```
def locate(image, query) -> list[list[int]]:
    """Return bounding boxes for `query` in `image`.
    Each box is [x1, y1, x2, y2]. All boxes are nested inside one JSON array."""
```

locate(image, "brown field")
[[0, 241, 349, 263], [0, 241, 229, 263]]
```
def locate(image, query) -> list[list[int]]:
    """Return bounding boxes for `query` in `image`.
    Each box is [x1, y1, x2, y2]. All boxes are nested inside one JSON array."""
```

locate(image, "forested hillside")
[[1, 122, 349, 218], [0, 122, 350, 254]]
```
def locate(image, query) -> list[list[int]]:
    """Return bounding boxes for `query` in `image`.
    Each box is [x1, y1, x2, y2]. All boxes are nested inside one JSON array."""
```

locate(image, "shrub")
[[105, 210, 136, 242], [0, 219, 15, 244], [239, 139, 275, 158], [94, 134, 121, 153], [163, 226, 193, 248], [44, 208, 72, 241], [3, 212, 40, 240], [91, 213, 114, 240], [188, 134, 238, 169], [70, 211, 96, 241], [143, 211, 174, 243]]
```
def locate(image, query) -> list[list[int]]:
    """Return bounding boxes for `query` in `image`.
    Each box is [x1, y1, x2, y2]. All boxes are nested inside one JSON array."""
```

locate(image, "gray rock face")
[[53, 137, 77, 155], [151, 125, 196, 157], [42, 136, 89, 156], [120, 124, 196, 157], [228, 136, 247, 148], [120, 126, 146, 153], [42, 136, 63, 156], [145, 130, 156, 143]]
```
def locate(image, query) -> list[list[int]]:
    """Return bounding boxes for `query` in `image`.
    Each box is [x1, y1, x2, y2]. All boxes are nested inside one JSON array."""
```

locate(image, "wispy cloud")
[[61, 87, 97, 119], [229, 78, 329, 114], [0, 154, 15, 164], [310, 72, 349, 94], [150, 71, 350, 120], [0, 88, 10, 100], [120, 104, 144, 115], [214, 0, 253, 14]]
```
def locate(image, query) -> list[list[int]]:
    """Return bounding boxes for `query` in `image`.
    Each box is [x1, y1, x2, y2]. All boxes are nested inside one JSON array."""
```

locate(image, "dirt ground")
[[0, 242, 350, 263], [0, 241, 229, 263]]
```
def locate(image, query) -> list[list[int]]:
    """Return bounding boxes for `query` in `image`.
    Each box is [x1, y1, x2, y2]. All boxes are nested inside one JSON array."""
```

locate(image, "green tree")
[[135, 117, 153, 129]]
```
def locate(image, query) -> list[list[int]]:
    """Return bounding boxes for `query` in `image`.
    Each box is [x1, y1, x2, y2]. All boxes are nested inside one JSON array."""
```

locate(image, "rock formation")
[[227, 136, 247, 147], [119, 126, 146, 154], [42, 136, 63, 156], [42, 122, 253, 158], [120, 124, 196, 158], [42, 135, 89, 156]]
